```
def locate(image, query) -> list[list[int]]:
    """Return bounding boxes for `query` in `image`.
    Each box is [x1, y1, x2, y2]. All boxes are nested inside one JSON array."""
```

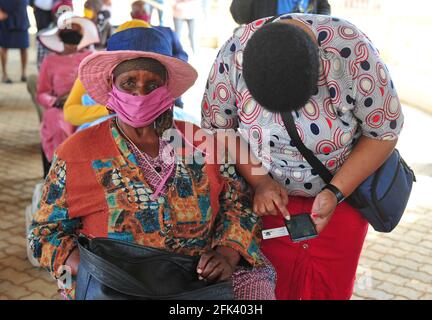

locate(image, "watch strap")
[[322, 184, 346, 204]]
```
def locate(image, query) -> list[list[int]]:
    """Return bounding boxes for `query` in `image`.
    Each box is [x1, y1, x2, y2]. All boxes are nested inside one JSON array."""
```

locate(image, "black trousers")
[[33, 7, 53, 32]]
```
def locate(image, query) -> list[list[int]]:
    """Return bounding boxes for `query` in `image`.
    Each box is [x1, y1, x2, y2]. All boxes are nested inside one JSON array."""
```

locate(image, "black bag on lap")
[[76, 237, 234, 300]]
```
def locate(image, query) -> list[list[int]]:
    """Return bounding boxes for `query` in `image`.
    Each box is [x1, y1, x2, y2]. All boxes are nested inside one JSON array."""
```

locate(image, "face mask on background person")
[[131, 13, 149, 22]]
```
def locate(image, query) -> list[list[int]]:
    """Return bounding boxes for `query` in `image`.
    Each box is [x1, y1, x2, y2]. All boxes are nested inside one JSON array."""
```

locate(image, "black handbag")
[[281, 111, 416, 233], [76, 237, 234, 300]]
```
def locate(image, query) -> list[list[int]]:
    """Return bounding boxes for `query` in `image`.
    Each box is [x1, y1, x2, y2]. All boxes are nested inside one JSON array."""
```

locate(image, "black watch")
[[322, 184, 346, 204]]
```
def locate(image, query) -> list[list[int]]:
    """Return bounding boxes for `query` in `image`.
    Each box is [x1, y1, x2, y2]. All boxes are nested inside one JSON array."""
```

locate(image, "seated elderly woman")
[[36, 12, 100, 177], [29, 27, 275, 300]]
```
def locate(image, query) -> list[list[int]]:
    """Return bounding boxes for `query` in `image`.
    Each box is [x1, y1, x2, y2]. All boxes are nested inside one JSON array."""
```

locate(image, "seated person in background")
[[27, 1, 74, 126], [84, 0, 112, 49], [36, 0, 74, 70], [63, 78, 110, 127], [131, 0, 150, 23], [37, 12, 100, 176], [30, 27, 276, 300]]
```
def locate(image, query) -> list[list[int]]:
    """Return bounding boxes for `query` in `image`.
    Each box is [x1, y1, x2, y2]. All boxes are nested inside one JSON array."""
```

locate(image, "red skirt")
[[261, 196, 368, 300]]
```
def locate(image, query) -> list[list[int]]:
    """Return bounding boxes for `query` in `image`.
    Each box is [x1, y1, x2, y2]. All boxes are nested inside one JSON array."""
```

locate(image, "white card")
[[262, 227, 289, 240]]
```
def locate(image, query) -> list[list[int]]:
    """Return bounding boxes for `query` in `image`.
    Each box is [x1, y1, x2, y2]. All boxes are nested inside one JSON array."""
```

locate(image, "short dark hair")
[[243, 23, 320, 113]]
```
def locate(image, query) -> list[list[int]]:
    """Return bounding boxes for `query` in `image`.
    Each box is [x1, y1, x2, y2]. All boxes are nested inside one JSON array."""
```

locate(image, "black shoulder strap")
[[264, 14, 282, 25], [280, 112, 334, 184]]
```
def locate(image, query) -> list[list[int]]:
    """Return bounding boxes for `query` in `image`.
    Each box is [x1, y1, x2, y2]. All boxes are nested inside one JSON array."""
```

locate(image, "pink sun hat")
[[78, 27, 198, 105]]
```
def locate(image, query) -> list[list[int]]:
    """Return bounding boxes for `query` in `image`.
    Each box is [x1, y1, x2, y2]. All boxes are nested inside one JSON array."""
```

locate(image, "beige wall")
[[331, 0, 432, 112]]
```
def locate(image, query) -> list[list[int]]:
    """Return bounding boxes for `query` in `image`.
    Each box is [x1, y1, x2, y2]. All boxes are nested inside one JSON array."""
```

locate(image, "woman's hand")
[[54, 94, 69, 109], [311, 189, 338, 233], [253, 175, 290, 218], [310, 137, 398, 234], [64, 247, 80, 276], [197, 247, 240, 283]]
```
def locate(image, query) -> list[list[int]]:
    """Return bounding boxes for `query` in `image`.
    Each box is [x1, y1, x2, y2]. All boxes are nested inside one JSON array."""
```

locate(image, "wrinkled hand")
[[64, 247, 80, 276], [197, 247, 240, 283], [311, 189, 338, 233], [253, 176, 290, 219]]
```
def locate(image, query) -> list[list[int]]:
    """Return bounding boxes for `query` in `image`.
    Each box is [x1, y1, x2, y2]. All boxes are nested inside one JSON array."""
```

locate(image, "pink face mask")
[[107, 84, 174, 128]]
